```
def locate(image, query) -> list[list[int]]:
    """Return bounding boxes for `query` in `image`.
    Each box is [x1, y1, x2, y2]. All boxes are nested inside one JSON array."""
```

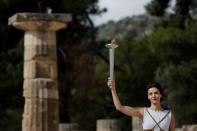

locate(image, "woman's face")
[[147, 87, 162, 104]]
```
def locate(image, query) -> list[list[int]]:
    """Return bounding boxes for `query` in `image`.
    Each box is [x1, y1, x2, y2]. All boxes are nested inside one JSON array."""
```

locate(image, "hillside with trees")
[[96, 14, 160, 41]]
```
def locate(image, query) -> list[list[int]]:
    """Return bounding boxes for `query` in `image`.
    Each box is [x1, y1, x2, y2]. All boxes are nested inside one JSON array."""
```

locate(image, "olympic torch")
[[106, 39, 118, 88]]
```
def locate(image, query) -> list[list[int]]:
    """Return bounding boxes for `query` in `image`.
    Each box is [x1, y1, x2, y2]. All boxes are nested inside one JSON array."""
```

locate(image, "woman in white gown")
[[107, 78, 175, 131]]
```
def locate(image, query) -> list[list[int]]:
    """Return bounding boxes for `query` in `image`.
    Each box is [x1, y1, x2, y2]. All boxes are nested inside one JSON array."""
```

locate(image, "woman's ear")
[[160, 94, 163, 99]]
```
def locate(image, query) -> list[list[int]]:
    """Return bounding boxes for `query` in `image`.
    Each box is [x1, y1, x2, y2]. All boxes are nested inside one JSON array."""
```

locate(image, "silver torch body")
[[106, 42, 118, 88]]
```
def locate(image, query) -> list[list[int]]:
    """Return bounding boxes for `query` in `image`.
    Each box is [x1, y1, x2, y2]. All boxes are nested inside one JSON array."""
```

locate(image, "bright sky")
[[92, 0, 152, 26], [92, 0, 176, 26]]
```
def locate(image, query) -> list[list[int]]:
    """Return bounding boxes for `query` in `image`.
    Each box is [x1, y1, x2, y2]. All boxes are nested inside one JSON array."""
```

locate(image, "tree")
[[145, 0, 197, 29], [145, 0, 170, 17], [155, 60, 197, 126], [0, 39, 24, 130], [145, 0, 194, 17]]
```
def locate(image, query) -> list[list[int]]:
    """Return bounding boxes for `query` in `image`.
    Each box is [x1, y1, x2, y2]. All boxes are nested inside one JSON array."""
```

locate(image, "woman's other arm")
[[108, 78, 144, 119], [169, 114, 175, 131]]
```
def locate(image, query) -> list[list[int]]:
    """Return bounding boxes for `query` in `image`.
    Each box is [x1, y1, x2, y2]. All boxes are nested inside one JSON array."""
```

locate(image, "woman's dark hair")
[[146, 82, 164, 96]]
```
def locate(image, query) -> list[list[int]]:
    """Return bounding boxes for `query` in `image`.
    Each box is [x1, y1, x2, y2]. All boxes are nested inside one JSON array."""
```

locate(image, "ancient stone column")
[[8, 13, 72, 131], [96, 119, 121, 131]]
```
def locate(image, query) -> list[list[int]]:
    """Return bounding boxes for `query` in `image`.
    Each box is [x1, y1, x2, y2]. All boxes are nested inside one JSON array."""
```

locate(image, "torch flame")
[[111, 39, 115, 44]]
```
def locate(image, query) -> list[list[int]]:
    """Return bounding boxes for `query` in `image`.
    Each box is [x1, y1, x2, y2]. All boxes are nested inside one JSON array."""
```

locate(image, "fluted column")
[[8, 13, 72, 131]]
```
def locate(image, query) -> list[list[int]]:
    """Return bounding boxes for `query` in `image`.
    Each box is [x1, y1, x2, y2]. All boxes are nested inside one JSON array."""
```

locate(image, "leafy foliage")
[[155, 60, 197, 126], [0, 39, 24, 130], [145, 0, 170, 17]]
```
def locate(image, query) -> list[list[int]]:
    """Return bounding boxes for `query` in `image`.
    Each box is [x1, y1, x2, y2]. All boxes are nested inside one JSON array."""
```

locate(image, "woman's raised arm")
[[107, 78, 144, 119]]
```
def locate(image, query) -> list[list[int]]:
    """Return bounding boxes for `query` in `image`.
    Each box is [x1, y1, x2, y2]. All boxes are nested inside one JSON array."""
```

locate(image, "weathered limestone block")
[[24, 60, 57, 79], [24, 31, 57, 60], [132, 116, 143, 131], [175, 128, 183, 131], [8, 13, 72, 31], [22, 98, 59, 131], [97, 119, 121, 131], [59, 123, 78, 131], [182, 125, 197, 131], [23, 79, 58, 99]]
